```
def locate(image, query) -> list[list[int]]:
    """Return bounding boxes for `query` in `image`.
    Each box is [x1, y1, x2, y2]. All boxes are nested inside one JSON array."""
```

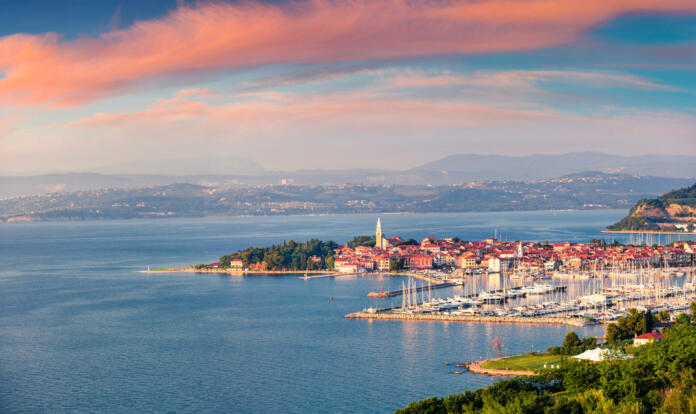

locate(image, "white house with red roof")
[[633, 330, 663, 346]]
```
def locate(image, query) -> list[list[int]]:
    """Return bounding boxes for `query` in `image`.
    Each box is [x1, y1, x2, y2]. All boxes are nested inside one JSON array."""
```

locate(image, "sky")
[[0, 0, 695, 174]]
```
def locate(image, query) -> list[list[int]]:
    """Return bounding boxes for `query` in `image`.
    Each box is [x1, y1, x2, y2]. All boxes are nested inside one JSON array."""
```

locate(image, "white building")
[[488, 257, 511, 273]]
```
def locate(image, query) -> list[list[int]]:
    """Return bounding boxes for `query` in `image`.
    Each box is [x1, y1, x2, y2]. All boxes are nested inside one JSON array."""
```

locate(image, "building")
[[376, 255, 391, 271], [457, 255, 477, 269], [406, 254, 433, 269], [633, 331, 663, 346], [488, 257, 511, 273], [374, 218, 390, 250], [230, 259, 244, 270]]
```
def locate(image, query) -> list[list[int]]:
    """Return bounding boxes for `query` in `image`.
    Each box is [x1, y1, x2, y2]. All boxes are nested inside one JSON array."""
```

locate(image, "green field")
[[481, 353, 564, 371]]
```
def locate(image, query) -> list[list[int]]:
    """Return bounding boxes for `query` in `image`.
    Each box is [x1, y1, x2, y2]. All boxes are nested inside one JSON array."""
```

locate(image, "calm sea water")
[[1, 210, 683, 413]]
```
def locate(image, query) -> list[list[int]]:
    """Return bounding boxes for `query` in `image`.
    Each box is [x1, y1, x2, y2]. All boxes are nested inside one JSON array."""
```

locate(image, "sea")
[[1, 209, 693, 413]]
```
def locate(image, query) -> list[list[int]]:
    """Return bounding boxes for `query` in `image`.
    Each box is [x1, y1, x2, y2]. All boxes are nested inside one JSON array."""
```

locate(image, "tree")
[[389, 258, 402, 272], [563, 331, 582, 350], [659, 310, 671, 322], [642, 310, 654, 334], [347, 235, 375, 248], [676, 313, 691, 325], [690, 301, 696, 320], [394, 238, 419, 246]]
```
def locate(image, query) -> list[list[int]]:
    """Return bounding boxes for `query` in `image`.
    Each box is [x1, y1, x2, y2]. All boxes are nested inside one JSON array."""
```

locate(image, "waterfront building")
[[488, 257, 511, 272], [457, 254, 477, 269], [376, 255, 390, 271], [230, 259, 244, 270], [405, 254, 433, 269]]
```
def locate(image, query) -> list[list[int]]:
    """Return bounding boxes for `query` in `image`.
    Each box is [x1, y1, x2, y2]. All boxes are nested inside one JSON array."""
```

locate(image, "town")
[[329, 219, 695, 277]]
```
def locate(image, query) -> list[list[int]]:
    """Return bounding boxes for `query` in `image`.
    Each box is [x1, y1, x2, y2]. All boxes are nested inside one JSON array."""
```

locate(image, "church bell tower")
[[375, 218, 387, 249]]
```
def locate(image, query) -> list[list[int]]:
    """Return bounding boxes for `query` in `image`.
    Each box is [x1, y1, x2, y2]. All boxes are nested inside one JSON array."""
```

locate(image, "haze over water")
[[2, 210, 689, 413]]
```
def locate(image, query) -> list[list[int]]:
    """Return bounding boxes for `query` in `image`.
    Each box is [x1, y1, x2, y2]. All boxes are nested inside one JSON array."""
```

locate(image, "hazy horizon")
[[2, 151, 696, 177]]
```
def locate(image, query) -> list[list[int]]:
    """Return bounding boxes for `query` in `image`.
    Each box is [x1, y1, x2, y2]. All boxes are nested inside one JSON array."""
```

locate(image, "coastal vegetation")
[[608, 183, 696, 233], [218, 239, 338, 271], [481, 354, 563, 372], [480, 332, 596, 372], [547, 331, 597, 356], [396, 308, 696, 413], [347, 236, 376, 248]]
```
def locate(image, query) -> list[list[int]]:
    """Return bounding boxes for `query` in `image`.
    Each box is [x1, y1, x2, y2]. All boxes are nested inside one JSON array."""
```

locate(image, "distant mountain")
[[411, 152, 696, 182], [90, 156, 266, 175], [607, 183, 696, 233], [0, 172, 254, 198], [2, 172, 692, 223], [2, 152, 694, 198]]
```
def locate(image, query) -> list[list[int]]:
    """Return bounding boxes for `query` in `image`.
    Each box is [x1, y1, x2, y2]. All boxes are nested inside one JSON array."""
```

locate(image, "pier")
[[367, 282, 460, 298], [344, 311, 592, 327]]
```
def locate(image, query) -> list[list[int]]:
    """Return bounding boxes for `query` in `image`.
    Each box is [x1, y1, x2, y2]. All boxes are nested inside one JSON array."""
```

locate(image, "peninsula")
[[607, 183, 696, 233]]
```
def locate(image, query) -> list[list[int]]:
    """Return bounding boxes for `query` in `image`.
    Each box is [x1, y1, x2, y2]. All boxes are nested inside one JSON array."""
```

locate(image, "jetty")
[[367, 282, 460, 298], [344, 311, 591, 327], [139, 267, 338, 276]]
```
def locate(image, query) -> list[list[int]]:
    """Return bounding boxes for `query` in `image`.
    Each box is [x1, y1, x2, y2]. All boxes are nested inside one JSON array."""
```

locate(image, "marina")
[[351, 266, 696, 324]]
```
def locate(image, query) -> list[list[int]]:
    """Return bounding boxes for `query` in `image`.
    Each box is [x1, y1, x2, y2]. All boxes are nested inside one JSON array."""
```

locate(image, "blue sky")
[[0, 1, 695, 174]]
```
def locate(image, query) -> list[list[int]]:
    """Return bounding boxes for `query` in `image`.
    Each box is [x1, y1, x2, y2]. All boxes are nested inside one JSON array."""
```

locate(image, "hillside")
[[1, 173, 690, 223], [607, 183, 696, 232], [3, 152, 695, 198]]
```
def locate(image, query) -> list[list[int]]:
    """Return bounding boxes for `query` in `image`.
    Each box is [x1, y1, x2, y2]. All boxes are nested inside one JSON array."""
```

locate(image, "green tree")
[[562, 331, 582, 351], [347, 235, 375, 248], [642, 311, 654, 334], [394, 238, 419, 246], [676, 313, 691, 325], [659, 310, 671, 322]]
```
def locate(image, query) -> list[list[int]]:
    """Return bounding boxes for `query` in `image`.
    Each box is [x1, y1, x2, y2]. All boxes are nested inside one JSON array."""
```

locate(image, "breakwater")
[[367, 282, 460, 298], [344, 311, 592, 327], [139, 267, 339, 276]]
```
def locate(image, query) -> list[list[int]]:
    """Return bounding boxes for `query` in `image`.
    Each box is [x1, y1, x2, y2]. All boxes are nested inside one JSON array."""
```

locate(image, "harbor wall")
[[344, 311, 591, 327]]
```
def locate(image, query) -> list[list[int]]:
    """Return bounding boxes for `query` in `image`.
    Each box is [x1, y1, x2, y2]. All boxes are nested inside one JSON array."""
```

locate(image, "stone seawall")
[[344, 312, 591, 327]]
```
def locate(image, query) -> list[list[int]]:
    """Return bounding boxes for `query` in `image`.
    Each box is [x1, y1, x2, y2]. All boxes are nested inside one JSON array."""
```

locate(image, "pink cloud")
[[61, 89, 556, 134], [1, 0, 695, 106], [388, 69, 678, 91]]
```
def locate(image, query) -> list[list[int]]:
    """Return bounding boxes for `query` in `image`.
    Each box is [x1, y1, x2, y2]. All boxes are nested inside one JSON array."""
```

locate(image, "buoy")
[[330, 296, 333, 301]]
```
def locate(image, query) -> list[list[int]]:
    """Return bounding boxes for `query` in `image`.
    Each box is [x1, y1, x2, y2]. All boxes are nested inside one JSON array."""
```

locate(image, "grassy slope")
[[481, 353, 564, 371]]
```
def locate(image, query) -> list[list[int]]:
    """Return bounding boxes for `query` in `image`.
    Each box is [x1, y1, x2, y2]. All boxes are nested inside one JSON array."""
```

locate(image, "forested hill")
[[396, 315, 696, 414], [607, 183, 696, 232], [1, 173, 692, 223]]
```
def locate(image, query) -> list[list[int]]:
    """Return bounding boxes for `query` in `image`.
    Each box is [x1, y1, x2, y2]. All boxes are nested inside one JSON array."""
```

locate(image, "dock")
[[367, 282, 460, 298], [344, 311, 592, 327]]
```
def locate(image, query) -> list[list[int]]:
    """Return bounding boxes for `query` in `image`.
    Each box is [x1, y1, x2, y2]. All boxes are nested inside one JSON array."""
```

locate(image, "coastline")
[[2, 207, 624, 224], [344, 311, 592, 327], [138, 268, 444, 284], [139, 267, 340, 275], [602, 229, 696, 235]]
